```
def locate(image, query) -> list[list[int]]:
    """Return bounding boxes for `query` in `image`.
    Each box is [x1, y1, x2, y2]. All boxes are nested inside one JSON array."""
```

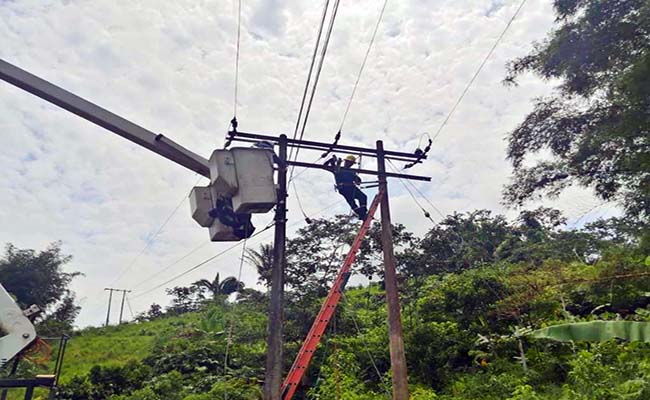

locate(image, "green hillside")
[[59, 314, 202, 382], [10, 239, 650, 399]]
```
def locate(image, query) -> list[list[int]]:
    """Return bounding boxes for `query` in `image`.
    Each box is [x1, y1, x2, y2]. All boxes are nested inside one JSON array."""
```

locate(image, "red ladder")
[[281, 190, 383, 400]]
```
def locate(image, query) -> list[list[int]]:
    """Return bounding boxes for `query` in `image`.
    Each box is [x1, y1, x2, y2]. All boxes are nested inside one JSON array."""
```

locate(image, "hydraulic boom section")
[[0, 284, 37, 368], [281, 190, 384, 400]]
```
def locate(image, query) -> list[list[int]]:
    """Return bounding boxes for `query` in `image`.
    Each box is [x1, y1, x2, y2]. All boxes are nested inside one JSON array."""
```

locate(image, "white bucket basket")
[[209, 219, 241, 242], [209, 150, 238, 196], [231, 148, 277, 213], [189, 186, 214, 227]]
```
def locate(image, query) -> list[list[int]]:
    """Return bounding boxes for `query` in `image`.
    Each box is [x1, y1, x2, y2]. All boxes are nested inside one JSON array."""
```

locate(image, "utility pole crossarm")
[[0, 59, 210, 178], [229, 131, 427, 161], [286, 160, 431, 182]]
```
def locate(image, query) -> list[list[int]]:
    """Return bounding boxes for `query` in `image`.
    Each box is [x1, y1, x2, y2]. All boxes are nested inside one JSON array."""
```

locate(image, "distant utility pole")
[[104, 288, 131, 326]]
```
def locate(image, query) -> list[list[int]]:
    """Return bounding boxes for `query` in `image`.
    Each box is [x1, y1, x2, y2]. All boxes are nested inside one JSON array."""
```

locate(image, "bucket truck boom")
[[0, 284, 37, 368]]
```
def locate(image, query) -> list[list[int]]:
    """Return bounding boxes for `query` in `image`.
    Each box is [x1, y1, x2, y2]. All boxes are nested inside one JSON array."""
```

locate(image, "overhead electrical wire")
[[125, 295, 135, 319], [110, 176, 203, 286], [292, 180, 312, 223], [429, 0, 528, 145], [233, 0, 242, 118], [289, 0, 342, 180], [129, 238, 212, 290], [387, 159, 443, 222], [223, 236, 248, 400], [131, 198, 344, 299], [288, 0, 332, 163], [288, 0, 355, 220], [291, 0, 388, 207], [337, 0, 389, 134], [131, 223, 273, 299]]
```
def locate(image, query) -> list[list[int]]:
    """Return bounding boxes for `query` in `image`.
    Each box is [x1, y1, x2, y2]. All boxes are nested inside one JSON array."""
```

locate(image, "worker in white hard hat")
[[324, 154, 368, 220]]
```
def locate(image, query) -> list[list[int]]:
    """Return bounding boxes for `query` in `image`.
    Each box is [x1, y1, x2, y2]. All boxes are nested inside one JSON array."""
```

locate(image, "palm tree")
[[245, 244, 274, 287], [193, 273, 244, 300]]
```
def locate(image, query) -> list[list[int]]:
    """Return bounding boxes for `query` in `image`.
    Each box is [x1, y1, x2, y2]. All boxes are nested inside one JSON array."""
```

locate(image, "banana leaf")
[[530, 321, 650, 342]]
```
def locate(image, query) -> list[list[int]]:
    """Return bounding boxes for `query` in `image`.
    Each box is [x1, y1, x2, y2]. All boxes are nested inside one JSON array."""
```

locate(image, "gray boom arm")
[[0, 284, 36, 368], [0, 59, 210, 178]]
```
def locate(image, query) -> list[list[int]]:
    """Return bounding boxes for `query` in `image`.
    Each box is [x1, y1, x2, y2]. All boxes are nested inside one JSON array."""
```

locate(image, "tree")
[[503, 0, 650, 222], [0, 242, 81, 332], [244, 244, 274, 287], [165, 286, 202, 314], [135, 303, 164, 322], [249, 214, 415, 296], [416, 210, 512, 275], [193, 273, 244, 300]]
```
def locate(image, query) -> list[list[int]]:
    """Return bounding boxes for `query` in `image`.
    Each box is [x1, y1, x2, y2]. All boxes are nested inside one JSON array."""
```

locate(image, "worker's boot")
[[356, 207, 368, 221]]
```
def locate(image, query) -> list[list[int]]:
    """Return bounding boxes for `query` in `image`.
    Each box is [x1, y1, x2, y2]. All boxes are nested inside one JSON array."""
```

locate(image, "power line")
[[387, 159, 443, 221], [129, 239, 212, 290], [131, 224, 273, 299], [110, 176, 203, 286], [131, 199, 344, 300], [233, 0, 242, 118], [291, 0, 387, 209], [289, 0, 331, 163], [223, 235, 248, 400], [125, 295, 135, 320], [292, 180, 311, 222], [341, 293, 391, 398], [289, 0, 342, 180], [338, 0, 389, 133], [430, 0, 528, 145]]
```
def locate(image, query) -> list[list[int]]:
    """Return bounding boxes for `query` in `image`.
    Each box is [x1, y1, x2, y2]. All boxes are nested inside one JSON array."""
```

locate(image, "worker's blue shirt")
[[334, 169, 357, 186]]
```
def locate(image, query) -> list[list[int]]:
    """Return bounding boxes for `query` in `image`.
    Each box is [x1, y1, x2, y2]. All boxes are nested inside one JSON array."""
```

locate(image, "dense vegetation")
[[2, 208, 648, 399], [503, 0, 650, 221], [0, 242, 81, 336]]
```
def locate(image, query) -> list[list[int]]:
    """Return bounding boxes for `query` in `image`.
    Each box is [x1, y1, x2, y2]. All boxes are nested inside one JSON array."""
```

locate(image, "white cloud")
[[0, 0, 612, 327]]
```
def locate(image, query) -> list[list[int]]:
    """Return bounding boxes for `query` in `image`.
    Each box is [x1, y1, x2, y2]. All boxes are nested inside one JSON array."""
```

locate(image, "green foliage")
[[531, 321, 650, 342], [405, 321, 471, 388], [193, 273, 244, 300], [503, 0, 650, 221], [410, 386, 438, 400], [183, 379, 262, 400], [507, 385, 541, 400], [308, 351, 384, 400], [0, 242, 81, 334], [6, 207, 644, 400], [559, 345, 650, 400]]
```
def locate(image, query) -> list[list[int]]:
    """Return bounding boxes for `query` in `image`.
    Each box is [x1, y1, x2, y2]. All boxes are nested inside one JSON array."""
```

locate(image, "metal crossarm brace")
[[281, 190, 384, 400], [286, 160, 430, 182], [229, 131, 426, 161]]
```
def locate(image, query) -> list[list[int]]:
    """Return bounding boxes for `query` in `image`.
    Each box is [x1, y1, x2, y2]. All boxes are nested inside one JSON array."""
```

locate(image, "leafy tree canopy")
[[504, 0, 650, 222], [0, 242, 81, 333]]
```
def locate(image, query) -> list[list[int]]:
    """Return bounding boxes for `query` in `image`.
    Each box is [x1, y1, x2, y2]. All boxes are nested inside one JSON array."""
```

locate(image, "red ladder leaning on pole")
[[281, 189, 384, 400]]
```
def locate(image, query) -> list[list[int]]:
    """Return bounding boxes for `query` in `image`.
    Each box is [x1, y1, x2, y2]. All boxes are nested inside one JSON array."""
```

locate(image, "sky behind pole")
[[0, 0, 617, 327]]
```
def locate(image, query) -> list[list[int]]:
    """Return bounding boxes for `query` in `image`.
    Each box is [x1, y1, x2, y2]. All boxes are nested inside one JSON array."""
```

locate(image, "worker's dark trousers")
[[338, 187, 368, 219]]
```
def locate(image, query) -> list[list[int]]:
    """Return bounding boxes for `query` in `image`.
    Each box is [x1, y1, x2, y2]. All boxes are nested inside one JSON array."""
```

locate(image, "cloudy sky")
[[0, 0, 617, 327]]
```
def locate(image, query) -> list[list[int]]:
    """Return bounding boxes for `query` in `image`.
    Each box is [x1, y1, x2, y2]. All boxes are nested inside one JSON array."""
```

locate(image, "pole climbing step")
[[281, 189, 384, 400]]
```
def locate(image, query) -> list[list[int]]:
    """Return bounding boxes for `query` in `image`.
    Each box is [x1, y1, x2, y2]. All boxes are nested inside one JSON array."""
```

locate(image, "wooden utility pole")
[[104, 288, 114, 327], [118, 289, 132, 324], [263, 134, 288, 400], [376, 140, 410, 399], [104, 288, 131, 326]]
